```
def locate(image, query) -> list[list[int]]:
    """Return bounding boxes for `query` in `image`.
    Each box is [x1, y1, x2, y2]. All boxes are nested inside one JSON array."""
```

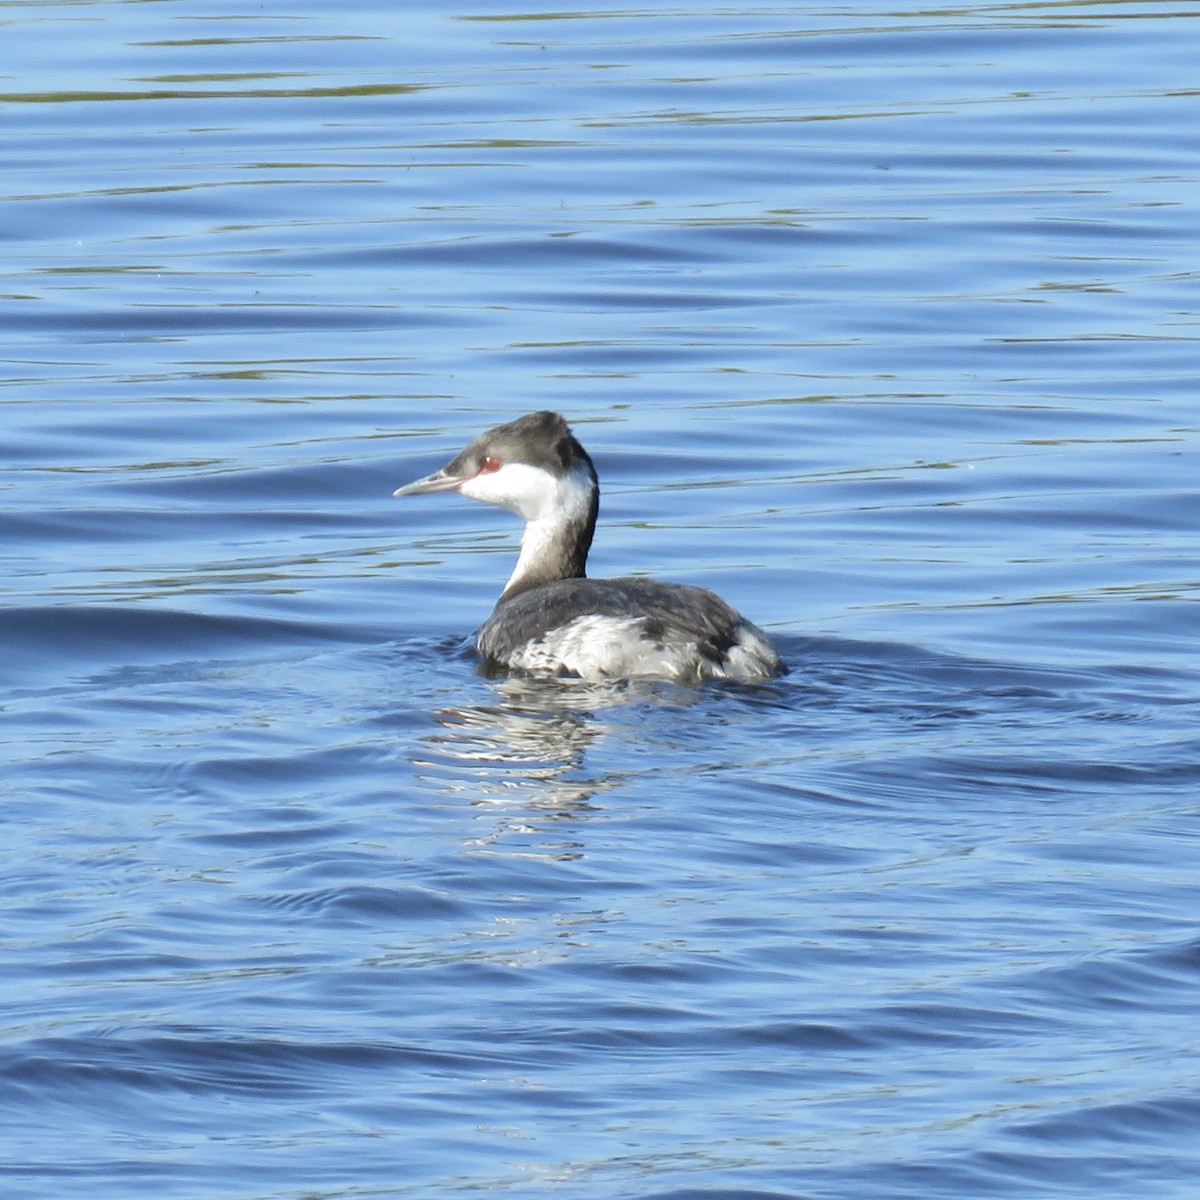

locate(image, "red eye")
[[480, 455, 501, 473]]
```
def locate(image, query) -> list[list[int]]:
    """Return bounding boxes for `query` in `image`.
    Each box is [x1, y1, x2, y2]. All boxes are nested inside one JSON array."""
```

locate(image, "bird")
[[394, 411, 783, 683]]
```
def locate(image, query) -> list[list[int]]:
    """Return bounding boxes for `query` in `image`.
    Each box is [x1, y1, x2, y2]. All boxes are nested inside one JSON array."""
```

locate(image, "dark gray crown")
[[447, 410, 595, 480]]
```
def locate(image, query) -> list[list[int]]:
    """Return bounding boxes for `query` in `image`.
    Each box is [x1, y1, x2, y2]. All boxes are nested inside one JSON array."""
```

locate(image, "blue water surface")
[[2, 2, 1199, 1198]]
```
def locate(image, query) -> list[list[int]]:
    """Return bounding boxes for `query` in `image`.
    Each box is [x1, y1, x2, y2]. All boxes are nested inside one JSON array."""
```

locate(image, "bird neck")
[[500, 465, 598, 602]]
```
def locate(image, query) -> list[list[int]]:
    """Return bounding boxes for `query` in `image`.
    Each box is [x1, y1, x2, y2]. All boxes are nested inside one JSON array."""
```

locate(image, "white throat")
[[458, 460, 595, 595]]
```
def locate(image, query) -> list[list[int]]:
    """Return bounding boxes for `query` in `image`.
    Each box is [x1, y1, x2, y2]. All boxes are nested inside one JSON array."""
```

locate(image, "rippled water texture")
[[2, 2, 1199, 1198]]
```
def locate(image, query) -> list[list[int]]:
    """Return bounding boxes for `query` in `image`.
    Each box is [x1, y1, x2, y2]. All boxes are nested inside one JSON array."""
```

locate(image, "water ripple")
[[3, 3, 1199, 1198]]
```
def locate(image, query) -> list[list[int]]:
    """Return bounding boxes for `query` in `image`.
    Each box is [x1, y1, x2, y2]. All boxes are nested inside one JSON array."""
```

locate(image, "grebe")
[[394, 411, 783, 683]]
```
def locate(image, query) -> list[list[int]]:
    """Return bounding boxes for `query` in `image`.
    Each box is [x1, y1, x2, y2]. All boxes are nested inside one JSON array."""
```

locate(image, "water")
[[3, 1, 1199, 1197]]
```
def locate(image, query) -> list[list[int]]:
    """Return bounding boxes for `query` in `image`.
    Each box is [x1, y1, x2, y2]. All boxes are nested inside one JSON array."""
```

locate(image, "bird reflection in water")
[[413, 675, 702, 848]]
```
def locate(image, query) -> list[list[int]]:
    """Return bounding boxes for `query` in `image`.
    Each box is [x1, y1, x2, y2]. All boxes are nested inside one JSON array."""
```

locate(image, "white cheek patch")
[[460, 462, 558, 520], [459, 459, 595, 525]]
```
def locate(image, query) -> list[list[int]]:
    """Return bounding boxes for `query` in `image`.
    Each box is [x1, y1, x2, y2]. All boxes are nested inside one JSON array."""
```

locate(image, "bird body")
[[395, 411, 782, 683]]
